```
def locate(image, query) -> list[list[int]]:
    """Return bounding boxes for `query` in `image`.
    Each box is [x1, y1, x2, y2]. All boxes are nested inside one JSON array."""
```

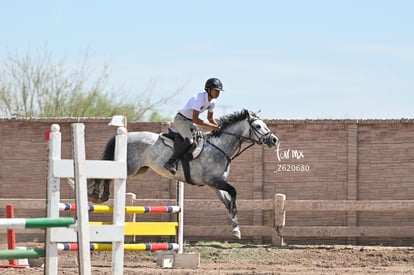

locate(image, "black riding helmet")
[[204, 78, 224, 91]]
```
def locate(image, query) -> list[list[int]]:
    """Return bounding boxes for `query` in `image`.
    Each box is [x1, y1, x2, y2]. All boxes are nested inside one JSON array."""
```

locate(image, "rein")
[[217, 131, 256, 160], [207, 132, 255, 162], [206, 134, 255, 171]]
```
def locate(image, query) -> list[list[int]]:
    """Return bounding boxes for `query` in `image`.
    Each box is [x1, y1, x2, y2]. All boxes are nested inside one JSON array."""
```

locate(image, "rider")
[[164, 77, 223, 175]]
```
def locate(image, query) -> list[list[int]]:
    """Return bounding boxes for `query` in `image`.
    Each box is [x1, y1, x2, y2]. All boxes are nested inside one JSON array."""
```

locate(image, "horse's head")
[[217, 109, 279, 148], [245, 110, 279, 147]]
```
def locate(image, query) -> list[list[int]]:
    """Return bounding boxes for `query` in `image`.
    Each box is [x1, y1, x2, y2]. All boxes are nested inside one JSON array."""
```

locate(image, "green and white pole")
[[0, 248, 46, 260], [0, 217, 75, 229]]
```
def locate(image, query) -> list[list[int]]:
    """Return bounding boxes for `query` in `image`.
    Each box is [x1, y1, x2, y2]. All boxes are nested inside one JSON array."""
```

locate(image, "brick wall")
[[0, 117, 413, 245]]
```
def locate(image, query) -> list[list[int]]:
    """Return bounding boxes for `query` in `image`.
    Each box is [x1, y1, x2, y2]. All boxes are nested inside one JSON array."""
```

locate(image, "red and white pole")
[[0, 204, 29, 268], [6, 204, 17, 266]]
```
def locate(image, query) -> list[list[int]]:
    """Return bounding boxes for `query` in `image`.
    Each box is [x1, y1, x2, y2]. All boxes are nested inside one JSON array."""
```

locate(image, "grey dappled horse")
[[89, 109, 279, 239]]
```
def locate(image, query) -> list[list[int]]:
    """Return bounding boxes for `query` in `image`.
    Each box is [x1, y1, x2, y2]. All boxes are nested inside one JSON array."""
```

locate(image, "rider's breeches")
[[173, 113, 196, 144]]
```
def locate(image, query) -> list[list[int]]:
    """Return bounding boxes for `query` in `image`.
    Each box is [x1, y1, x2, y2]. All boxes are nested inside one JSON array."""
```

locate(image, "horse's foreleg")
[[214, 185, 241, 239]]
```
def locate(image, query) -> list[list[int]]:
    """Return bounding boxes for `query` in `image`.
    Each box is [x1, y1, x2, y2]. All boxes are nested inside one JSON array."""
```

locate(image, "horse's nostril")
[[272, 137, 277, 143]]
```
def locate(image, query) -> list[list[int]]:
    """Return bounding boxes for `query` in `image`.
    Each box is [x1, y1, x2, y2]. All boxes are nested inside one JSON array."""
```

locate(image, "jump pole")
[[57, 243, 180, 252], [0, 204, 75, 264], [59, 203, 181, 214], [0, 249, 45, 260], [0, 217, 75, 229], [0, 204, 28, 268]]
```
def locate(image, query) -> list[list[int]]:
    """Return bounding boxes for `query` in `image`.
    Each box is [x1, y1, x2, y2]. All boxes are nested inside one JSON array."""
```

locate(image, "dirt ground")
[[1, 242, 414, 274]]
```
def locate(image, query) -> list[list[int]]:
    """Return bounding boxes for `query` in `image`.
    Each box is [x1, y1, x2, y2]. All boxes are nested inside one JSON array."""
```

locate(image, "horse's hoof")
[[232, 226, 241, 239], [100, 193, 110, 202], [88, 194, 101, 203]]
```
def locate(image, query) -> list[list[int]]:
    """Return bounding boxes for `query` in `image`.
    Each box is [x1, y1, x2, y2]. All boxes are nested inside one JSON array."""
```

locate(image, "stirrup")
[[164, 162, 177, 175]]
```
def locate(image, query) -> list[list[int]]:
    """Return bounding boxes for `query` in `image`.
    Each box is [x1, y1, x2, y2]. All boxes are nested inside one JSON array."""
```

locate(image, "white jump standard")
[[45, 122, 199, 274]]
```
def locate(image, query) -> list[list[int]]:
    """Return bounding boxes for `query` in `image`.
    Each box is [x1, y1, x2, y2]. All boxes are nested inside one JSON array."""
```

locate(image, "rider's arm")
[[192, 110, 220, 131], [207, 111, 219, 127]]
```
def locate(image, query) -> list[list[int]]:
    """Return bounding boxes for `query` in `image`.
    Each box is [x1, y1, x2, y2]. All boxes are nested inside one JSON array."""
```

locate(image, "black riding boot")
[[164, 138, 192, 175]]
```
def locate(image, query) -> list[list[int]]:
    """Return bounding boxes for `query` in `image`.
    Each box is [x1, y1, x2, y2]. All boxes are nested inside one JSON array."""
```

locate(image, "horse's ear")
[[242, 108, 249, 118]]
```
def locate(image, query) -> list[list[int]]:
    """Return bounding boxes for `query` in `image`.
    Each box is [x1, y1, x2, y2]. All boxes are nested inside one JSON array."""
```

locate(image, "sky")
[[1, 1, 413, 120]]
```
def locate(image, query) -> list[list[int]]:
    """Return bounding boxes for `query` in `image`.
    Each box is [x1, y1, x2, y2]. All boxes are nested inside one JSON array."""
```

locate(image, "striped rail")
[[58, 242, 180, 252], [59, 203, 180, 214], [0, 243, 179, 260], [0, 217, 75, 229]]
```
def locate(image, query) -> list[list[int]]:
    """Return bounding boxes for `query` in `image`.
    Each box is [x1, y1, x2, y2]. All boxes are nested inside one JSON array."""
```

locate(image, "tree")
[[0, 48, 177, 121]]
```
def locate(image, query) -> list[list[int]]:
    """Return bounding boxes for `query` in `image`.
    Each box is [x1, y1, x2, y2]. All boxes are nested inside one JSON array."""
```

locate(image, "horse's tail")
[[102, 135, 116, 161], [88, 135, 117, 203]]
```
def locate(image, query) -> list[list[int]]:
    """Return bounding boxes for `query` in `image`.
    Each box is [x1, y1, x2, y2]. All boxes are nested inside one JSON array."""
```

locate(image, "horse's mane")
[[209, 109, 258, 137]]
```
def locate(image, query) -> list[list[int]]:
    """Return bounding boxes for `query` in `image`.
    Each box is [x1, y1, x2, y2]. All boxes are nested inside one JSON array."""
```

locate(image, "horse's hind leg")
[[213, 181, 241, 239], [87, 179, 111, 203], [88, 179, 103, 203], [101, 179, 112, 202]]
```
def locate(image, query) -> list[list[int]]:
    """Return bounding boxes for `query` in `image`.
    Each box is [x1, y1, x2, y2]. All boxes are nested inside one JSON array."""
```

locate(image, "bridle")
[[248, 118, 276, 145], [207, 117, 274, 166]]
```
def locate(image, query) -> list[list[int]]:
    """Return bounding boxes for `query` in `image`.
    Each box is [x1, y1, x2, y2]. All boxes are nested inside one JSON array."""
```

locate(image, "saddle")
[[160, 128, 204, 160], [160, 128, 204, 184]]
